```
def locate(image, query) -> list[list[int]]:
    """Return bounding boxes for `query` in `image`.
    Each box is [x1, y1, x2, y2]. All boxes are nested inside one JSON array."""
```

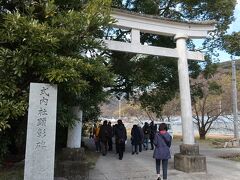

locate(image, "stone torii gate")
[[66, 8, 215, 172], [104, 9, 215, 172]]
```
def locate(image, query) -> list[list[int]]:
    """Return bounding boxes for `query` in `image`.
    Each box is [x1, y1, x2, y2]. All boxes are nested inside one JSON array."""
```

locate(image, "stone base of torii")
[[174, 144, 206, 172]]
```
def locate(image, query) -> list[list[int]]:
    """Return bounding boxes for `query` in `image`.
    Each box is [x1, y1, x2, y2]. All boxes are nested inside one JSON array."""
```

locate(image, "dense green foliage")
[[0, 0, 114, 161], [223, 32, 240, 56]]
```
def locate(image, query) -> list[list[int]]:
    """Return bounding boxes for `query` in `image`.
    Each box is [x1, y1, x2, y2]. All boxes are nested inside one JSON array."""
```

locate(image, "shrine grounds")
[[1, 135, 240, 180], [87, 136, 240, 180]]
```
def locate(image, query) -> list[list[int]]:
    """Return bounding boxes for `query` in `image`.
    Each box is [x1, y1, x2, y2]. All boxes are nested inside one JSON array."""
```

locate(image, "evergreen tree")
[[0, 0, 114, 160]]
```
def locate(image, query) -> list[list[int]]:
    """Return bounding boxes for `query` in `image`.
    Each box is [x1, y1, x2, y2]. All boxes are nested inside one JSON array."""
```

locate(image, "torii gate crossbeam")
[[104, 39, 204, 61], [104, 9, 215, 61]]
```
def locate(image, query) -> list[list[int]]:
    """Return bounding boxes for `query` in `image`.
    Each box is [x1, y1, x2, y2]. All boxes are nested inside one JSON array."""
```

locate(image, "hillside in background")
[[100, 96, 148, 120], [100, 97, 127, 118], [100, 60, 240, 119], [218, 59, 240, 70]]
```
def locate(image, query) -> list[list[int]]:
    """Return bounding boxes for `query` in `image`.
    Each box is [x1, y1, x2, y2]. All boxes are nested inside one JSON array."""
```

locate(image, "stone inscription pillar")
[[24, 83, 57, 180]]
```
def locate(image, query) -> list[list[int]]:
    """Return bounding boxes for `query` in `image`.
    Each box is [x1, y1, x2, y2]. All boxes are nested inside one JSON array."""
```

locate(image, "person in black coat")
[[114, 119, 127, 160], [107, 121, 113, 151], [138, 124, 144, 152], [149, 121, 157, 150], [99, 120, 109, 156], [131, 124, 141, 154], [112, 124, 118, 154]]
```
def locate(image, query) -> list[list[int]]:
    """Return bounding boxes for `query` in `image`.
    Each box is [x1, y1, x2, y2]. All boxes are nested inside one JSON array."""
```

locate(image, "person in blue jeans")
[[153, 123, 172, 180], [142, 122, 150, 150]]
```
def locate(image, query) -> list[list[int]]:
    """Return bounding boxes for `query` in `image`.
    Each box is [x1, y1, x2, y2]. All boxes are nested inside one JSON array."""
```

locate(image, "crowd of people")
[[90, 120, 172, 180], [92, 119, 127, 160]]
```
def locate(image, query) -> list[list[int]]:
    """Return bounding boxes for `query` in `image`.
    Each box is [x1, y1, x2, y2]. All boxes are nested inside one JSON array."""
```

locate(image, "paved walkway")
[[86, 139, 240, 180]]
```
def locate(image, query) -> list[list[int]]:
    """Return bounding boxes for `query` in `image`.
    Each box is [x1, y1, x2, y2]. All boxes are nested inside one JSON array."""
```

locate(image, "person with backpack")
[[114, 119, 127, 160], [153, 123, 172, 180]]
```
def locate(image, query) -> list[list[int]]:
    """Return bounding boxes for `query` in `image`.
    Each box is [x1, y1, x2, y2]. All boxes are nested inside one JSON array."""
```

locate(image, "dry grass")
[[219, 153, 240, 162], [172, 134, 234, 146]]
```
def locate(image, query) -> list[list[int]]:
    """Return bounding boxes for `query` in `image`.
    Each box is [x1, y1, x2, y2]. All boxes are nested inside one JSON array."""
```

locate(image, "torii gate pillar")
[[174, 34, 206, 172], [175, 33, 195, 145]]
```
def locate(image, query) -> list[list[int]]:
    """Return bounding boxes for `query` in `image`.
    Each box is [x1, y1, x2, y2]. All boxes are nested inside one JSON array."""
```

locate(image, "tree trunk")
[[199, 130, 206, 140]]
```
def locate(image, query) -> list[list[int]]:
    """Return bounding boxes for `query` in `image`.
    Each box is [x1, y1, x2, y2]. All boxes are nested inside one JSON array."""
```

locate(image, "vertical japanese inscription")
[[35, 87, 49, 150], [24, 83, 57, 180]]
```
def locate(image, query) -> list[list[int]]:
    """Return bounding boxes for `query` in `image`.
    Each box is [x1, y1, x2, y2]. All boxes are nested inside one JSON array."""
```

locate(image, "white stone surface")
[[111, 9, 215, 38], [131, 29, 140, 44], [104, 10, 215, 61], [103, 39, 204, 61], [67, 107, 83, 148], [175, 34, 195, 145], [24, 83, 57, 180]]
